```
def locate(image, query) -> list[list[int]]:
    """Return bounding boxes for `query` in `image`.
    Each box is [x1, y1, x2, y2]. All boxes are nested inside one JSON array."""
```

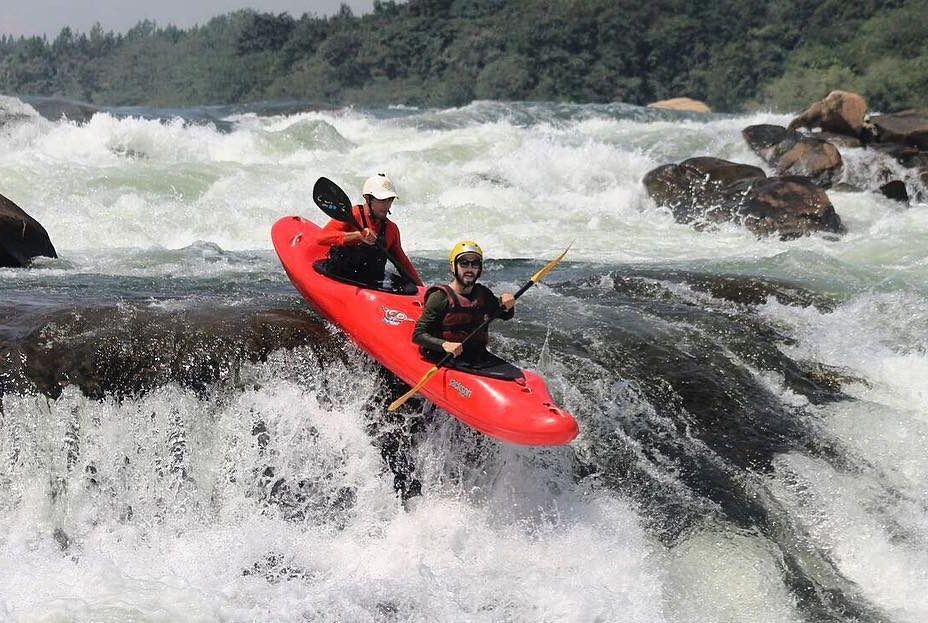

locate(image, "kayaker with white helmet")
[[317, 173, 423, 287], [412, 240, 515, 365]]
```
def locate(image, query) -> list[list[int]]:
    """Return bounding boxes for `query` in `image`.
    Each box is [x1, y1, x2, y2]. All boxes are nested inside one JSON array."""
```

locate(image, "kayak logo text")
[[449, 379, 472, 399], [381, 306, 415, 326]]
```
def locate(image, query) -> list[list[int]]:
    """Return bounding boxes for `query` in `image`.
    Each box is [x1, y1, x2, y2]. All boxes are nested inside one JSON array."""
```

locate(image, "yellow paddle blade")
[[388, 365, 440, 411], [529, 240, 573, 284]]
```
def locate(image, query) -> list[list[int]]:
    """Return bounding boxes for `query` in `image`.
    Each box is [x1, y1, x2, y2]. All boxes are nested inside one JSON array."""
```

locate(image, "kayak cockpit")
[[312, 259, 419, 295]]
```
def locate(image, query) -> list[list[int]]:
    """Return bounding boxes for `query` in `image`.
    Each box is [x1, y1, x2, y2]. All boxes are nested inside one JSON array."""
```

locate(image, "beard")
[[454, 270, 480, 287]]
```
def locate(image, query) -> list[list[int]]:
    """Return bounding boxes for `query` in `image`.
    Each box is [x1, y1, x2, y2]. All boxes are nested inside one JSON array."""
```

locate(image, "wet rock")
[[743, 124, 843, 188], [642, 156, 766, 224], [23, 96, 99, 124], [643, 157, 843, 238], [554, 268, 890, 621], [797, 360, 870, 393], [870, 109, 928, 150], [880, 180, 909, 203], [683, 273, 834, 310], [0, 304, 339, 399], [729, 176, 845, 239], [680, 156, 766, 186], [788, 90, 868, 138], [0, 192, 57, 267]]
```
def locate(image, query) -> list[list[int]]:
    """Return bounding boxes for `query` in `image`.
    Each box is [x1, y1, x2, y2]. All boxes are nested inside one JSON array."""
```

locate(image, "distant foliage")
[[0, 0, 925, 112]]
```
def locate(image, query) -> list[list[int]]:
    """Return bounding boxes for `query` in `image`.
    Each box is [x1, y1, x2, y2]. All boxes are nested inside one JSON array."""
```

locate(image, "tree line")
[[1, 0, 926, 113]]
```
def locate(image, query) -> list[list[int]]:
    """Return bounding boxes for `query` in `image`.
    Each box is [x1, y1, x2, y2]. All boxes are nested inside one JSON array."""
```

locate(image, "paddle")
[[387, 242, 573, 412], [311, 176, 419, 285]]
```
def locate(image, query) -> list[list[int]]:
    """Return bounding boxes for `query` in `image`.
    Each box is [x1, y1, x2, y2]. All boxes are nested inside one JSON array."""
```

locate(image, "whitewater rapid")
[[2, 96, 927, 622]]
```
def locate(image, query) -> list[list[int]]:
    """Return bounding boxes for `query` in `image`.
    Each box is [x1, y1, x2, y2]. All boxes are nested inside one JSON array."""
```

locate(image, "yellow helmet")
[[449, 240, 483, 273]]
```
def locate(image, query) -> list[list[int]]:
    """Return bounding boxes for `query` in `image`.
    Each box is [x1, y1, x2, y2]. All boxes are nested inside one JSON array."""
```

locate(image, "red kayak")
[[271, 216, 578, 445]]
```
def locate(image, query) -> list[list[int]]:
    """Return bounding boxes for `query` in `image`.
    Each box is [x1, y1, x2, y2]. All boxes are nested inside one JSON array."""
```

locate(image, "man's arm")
[[483, 285, 515, 320], [412, 291, 449, 352], [385, 224, 423, 285], [316, 218, 354, 246]]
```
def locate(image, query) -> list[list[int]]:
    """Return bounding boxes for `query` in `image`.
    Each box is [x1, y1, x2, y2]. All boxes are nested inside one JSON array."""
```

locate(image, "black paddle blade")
[[313, 177, 353, 223]]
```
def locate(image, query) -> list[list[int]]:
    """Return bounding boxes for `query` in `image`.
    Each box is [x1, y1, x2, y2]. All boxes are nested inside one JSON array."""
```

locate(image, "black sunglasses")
[[456, 258, 482, 268]]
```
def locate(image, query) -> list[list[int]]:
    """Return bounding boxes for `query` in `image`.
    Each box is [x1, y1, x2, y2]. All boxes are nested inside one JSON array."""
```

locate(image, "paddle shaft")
[[429, 280, 535, 369], [435, 247, 569, 362], [387, 290, 520, 412], [387, 240, 572, 412]]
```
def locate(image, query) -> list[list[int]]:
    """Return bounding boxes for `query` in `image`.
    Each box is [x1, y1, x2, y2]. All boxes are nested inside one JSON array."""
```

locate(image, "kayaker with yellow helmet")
[[317, 173, 423, 287], [412, 240, 515, 365]]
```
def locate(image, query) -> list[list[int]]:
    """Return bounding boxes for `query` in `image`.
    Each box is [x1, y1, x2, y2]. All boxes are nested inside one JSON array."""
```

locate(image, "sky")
[[0, 0, 376, 38]]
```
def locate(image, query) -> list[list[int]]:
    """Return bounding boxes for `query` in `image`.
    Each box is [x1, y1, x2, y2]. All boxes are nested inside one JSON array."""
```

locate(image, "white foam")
[[3, 103, 910, 265], [768, 452, 928, 623], [0, 353, 669, 622], [664, 530, 802, 623]]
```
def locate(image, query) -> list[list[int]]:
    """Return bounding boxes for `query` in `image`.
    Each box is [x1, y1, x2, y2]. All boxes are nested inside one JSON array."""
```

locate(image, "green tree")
[[0, 0, 926, 112]]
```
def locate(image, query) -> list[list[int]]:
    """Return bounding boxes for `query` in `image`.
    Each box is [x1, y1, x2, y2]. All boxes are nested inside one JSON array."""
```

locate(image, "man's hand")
[[442, 341, 463, 357], [357, 228, 376, 245], [500, 292, 515, 311]]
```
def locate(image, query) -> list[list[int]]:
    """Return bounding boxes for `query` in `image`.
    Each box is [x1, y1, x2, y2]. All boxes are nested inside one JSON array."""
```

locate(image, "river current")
[[1, 96, 926, 622]]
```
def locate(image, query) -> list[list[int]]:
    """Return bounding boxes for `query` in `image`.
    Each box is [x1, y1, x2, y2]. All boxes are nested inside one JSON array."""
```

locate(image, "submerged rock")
[[551, 268, 888, 622], [0, 304, 339, 399]]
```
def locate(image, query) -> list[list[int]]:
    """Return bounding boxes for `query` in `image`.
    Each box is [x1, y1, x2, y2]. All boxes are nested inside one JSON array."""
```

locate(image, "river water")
[[1, 96, 926, 622]]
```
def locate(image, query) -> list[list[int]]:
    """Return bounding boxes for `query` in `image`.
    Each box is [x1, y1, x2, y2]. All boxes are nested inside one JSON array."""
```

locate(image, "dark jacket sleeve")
[[481, 284, 515, 321], [412, 290, 449, 351]]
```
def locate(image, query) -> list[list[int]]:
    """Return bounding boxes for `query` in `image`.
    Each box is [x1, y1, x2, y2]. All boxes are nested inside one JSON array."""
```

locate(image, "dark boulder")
[[870, 109, 928, 150], [23, 96, 99, 124], [0, 193, 57, 267], [642, 157, 766, 224], [742, 125, 843, 188], [0, 304, 339, 399], [681, 156, 767, 186], [728, 176, 845, 239], [879, 180, 909, 204], [643, 158, 844, 238]]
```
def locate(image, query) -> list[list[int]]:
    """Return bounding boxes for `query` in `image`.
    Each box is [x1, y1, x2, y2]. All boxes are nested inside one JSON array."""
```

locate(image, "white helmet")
[[362, 173, 398, 200]]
